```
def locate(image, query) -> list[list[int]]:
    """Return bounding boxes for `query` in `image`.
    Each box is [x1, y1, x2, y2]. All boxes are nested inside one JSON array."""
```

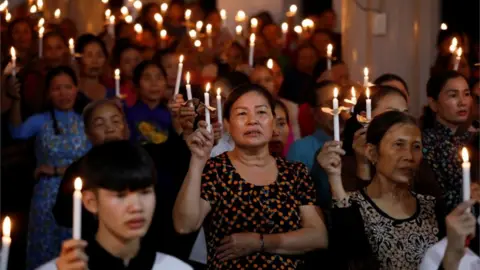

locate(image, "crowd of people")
[[0, 0, 479, 269]]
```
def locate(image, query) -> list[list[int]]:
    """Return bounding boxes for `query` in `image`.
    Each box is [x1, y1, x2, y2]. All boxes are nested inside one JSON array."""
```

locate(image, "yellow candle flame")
[[251, 18, 258, 28], [456, 47, 463, 57], [294, 25, 302, 34], [120, 6, 129, 16], [114, 68, 120, 77], [235, 25, 242, 35], [160, 3, 168, 13], [281, 22, 288, 33], [235, 10, 246, 22], [39, 26, 44, 37], [333, 87, 338, 98], [74, 177, 83, 191], [194, 40, 201, 48], [160, 29, 167, 38], [206, 24, 212, 34], [5, 10, 11, 22], [54, 8, 61, 19], [462, 147, 469, 162], [0, 1, 7, 12], [134, 23, 142, 33], [37, 0, 43, 10], [267, 59, 274, 69], [125, 15, 133, 23], [101, 0, 108, 3], [10, 46, 16, 60], [440, 23, 447, 30], [366, 87, 370, 99], [105, 9, 111, 18], [186, 72, 190, 84], [364, 67, 369, 77], [217, 88, 221, 96], [327, 44, 333, 57], [185, 9, 191, 20], [3, 216, 11, 238], [38, 18, 45, 27], [154, 13, 163, 24], [69, 38, 74, 49], [196, 21, 203, 32], [179, 55, 184, 63], [109, 15, 115, 24], [289, 5, 297, 14], [249, 33, 255, 45], [351, 87, 356, 97], [133, 0, 142, 10], [29, 5, 37, 13], [220, 9, 226, 20], [206, 82, 211, 92], [189, 29, 197, 39], [449, 37, 458, 53]]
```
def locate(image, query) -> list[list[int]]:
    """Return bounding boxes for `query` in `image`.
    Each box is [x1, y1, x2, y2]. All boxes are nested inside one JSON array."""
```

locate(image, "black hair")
[[309, 29, 333, 44], [423, 70, 467, 130], [366, 110, 418, 146], [42, 31, 68, 47], [374, 73, 409, 94], [307, 80, 337, 108], [45, 66, 79, 135], [7, 18, 33, 40], [223, 83, 276, 121], [132, 60, 167, 88], [115, 21, 131, 40], [217, 71, 250, 90], [274, 99, 290, 123], [312, 57, 344, 81], [75, 34, 109, 59], [295, 42, 319, 64], [111, 38, 142, 67], [152, 47, 177, 65], [80, 140, 156, 191], [82, 99, 126, 131], [139, 2, 160, 22]]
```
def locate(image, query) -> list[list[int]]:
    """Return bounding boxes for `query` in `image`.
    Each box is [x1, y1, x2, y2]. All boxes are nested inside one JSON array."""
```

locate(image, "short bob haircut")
[[223, 83, 276, 121], [80, 140, 156, 192]]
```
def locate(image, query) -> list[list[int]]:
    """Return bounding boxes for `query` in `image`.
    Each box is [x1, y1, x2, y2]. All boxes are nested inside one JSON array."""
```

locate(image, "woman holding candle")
[[173, 83, 327, 269], [5, 18, 34, 65], [422, 70, 473, 213], [8, 66, 90, 270], [316, 111, 447, 270]]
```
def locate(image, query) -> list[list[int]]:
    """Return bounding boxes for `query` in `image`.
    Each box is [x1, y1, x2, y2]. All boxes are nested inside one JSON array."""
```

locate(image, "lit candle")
[[195, 20, 203, 32], [287, 4, 297, 17], [281, 22, 288, 47], [206, 23, 212, 48], [350, 87, 357, 112], [188, 29, 197, 40], [194, 40, 202, 50], [216, 88, 223, 129], [453, 47, 462, 71], [68, 38, 75, 60], [185, 9, 191, 29], [250, 18, 258, 33], [114, 69, 121, 98], [173, 55, 184, 96], [160, 29, 167, 48], [38, 18, 45, 28], [0, 217, 11, 270], [154, 13, 163, 29], [249, 33, 255, 67], [134, 23, 143, 35], [235, 10, 246, 23], [10, 47, 16, 78], [108, 15, 115, 37], [5, 10, 11, 23], [133, 0, 142, 11], [29, 4, 37, 14], [160, 3, 168, 16], [440, 23, 447, 30], [105, 9, 111, 20], [38, 26, 44, 58], [54, 8, 61, 21], [302, 19, 313, 32], [294, 25, 302, 35], [205, 83, 211, 132], [101, 0, 108, 4], [363, 67, 369, 88], [366, 87, 372, 121], [120, 6, 129, 17], [235, 25, 243, 39], [220, 9, 227, 28], [0, 1, 7, 12], [37, 0, 43, 11], [185, 72, 192, 101], [267, 58, 274, 70], [462, 147, 471, 203], [449, 37, 458, 54], [327, 43, 333, 70], [73, 177, 82, 240], [333, 87, 340, 141], [125, 15, 133, 24]]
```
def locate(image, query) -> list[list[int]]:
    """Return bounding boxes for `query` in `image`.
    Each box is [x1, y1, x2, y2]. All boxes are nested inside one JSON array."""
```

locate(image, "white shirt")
[[420, 238, 480, 270], [36, 252, 193, 270], [210, 133, 235, 158]]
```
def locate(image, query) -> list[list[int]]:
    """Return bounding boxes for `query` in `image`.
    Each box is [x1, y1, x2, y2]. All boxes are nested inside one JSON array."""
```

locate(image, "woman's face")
[[372, 93, 408, 118], [272, 105, 290, 145], [297, 47, 318, 74], [250, 67, 276, 96], [49, 73, 78, 111], [120, 48, 142, 79], [87, 104, 128, 145], [138, 65, 167, 102], [12, 22, 32, 50], [262, 24, 280, 47], [226, 91, 274, 149], [81, 42, 106, 77], [380, 80, 408, 99], [161, 54, 178, 87], [226, 45, 244, 69], [312, 32, 332, 57], [44, 36, 68, 67], [430, 76, 472, 127], [370, 123, 422, 185]]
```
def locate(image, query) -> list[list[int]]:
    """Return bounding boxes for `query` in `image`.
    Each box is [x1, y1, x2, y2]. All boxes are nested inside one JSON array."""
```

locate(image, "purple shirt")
[[125, 101, 172, 145]]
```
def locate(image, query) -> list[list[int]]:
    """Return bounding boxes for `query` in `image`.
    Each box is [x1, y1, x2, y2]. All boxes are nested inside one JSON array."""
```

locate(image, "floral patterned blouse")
[[201, 153, 316, 270], [423, 121, 472, 212]]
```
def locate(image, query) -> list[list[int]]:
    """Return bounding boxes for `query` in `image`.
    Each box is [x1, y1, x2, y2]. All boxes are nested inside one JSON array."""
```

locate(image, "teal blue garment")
[[287, 129, 332, 209]]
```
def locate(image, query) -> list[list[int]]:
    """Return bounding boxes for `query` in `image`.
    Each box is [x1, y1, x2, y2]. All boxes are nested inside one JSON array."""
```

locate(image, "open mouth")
[[245, 130, 262, 136]]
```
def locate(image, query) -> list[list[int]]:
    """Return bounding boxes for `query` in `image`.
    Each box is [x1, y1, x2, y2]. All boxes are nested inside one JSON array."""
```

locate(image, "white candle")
[[220, 9, 227, 28], [462, 147, 471, 202], [173, 55, 184, 96], [154, 13, 163, 29], [114, 69, 121, 98], [73, 177, 82, 240], [366, 87, 372, 121], [363, 67, 369, 88], [249, 33, 255, 67], [206, 24, 212, 48], [327, 44, 333, 70], [68, 38, 75, 61], [351, 87, 357, 113], [38, 27, 44, 58], [205, 83, 211, 132], [10, 47, 16, 78], [0, 217, 11, 270], [185, 71, 192, 101], [281, 22, 288, 47], [333, 87, 340, 141], [216, 88, 223, 128], [108, 15, 115, 38], [453, 47, 462, 71]]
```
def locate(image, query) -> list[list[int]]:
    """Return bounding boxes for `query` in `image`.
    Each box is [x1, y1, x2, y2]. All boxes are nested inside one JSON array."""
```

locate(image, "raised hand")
[[445, 200, 477, 256], [55, 239, 88, 270], [316, 141, 345, 176], [186, 120, 214, 162]]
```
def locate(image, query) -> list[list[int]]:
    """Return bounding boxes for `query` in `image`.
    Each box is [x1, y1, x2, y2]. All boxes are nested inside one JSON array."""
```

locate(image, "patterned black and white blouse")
[[328, 189, 446, 270]]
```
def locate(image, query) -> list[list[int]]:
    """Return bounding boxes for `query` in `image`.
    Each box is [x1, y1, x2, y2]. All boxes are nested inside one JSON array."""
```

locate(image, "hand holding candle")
[[204, 83, 211, 132], [333, 87, 340, 141], [173, 55, 184, 96], [0, 217, 11, 270], [73, 177, 82, 240]]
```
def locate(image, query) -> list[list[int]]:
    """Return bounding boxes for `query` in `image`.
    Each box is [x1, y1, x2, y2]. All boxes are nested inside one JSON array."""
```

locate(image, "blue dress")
[[10, 109, 90, 270]]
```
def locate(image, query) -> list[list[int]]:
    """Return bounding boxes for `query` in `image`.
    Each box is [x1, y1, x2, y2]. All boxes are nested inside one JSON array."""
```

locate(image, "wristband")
[[259, 233, 265, 252]]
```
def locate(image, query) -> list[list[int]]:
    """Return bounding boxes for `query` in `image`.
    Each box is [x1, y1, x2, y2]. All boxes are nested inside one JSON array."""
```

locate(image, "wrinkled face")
[[161, 54, 178, 87], [81, 42, 106, 77], [226, 91, 274, 149], [87, 104, 128, 145], [86, 187, 156, 241], [138, 65, 167, 102], [49, 73, 78, 111], [297, 47, 318, 74], [12, 22, 32, 50], [312, 32, 332, 57], [226, 45, 244, 69], [380, 80, 408, 99], [250, 67, 276, 96], [369, 123, 422, 184], [430, 76, 472, 127], [272, 105, 289, 144], [372, 93, 408, 118], [44, 35, 68, 67], [330, 63, 350, 88], [120, 48, 142, 79]]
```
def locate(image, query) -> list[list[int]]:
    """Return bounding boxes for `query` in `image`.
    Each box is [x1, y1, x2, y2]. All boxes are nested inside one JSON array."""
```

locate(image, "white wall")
[[334, 0, 440, 117]]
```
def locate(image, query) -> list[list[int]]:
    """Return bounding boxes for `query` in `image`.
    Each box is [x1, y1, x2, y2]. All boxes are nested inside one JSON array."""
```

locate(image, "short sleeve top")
[[200, 153, 316, 270]]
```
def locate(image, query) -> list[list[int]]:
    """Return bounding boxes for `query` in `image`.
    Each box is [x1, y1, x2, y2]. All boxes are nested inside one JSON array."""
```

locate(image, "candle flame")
[[301, 19, 314, 29], [206, 24, 212, 34], [364, 67, 369, 77], [37, 0, 43, 9], [54, 8, 61, 19], [120, 6, 129, 16], [38, 18, 45, 27], [114, 68, 120, 77], [462, 147, 469, 162], [154, 13, 163, 23], [160, 29, 167, 38], [125, 15, 133, 23], [449, 37, 458, 53], [195, 21, 203, 31], [74, 177, 83, 191], [366, 87, 370, 98], [217, 88, 221, 96], [220, 9, 226, 20], [179, 55, 184, 63], [3, 216, 11, 237], [333, 87, 338, 98], [351, 87, 356, 97], [109, 15, 115, 24], [68, 38, 74, 48], [251, 18, 258, 28], [186, 72, 190, 84], [267, 59, 274, 69], [101, 0, 108, 3], [189, 29, 197, 39], [185, 9, 191, 20], [249, 33, 255, 45], [105, 9, 111, 18], [194, 40, 201, 48], [440, 23, 447, 30], [289, 5, 297, 14], [281, 22, 288, 33], [5, 10, 11, 22], [294, 25, 302, 34], [0, 1, 7, 12], [134, 23, 142, 34], [235, 10, 246, 22], [39, 26, 44, 37], [29, 5, 37, 13], [133, 0, 142, 10], [160, 3, 168, 12], [10, 46, 16, 59], [206, 82, 211, 92], [235, 25, 242, 35], [456, 47, 463, 57], [327, 44, 333, 57]]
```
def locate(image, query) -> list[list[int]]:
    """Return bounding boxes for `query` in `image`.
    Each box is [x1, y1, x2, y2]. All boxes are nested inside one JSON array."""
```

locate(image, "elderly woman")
[[173, 84, 327, 269]]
